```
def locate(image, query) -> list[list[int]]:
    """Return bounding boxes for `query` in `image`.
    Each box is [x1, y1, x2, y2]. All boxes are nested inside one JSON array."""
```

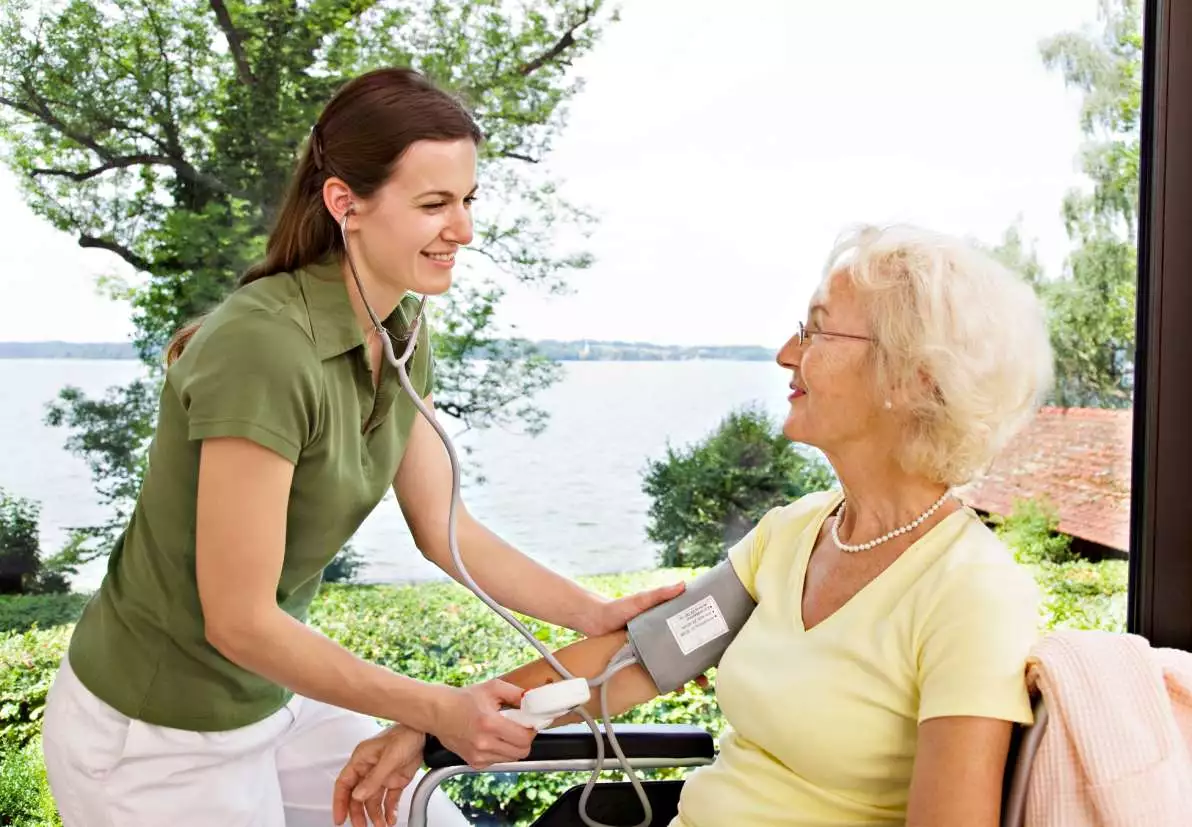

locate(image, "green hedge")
[[306, 571, 725, 822], [1, 560, 1126, 826], [0, 736, 59, 827], [0, 594, 89, 635], [0, 571, 719, 826]]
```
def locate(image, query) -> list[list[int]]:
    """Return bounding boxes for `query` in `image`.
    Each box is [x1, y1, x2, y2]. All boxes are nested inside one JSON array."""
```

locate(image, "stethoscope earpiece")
[[337, 207, 423, 364]]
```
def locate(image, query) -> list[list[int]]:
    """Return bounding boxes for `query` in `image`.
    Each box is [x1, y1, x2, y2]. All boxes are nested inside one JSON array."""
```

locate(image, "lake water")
[[0, 358, 795, 591]]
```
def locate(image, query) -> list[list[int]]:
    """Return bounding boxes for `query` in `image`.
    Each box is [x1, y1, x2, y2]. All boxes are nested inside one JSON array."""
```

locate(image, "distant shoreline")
[[0, 340, 775, 362], [0, 342, 140, 360]]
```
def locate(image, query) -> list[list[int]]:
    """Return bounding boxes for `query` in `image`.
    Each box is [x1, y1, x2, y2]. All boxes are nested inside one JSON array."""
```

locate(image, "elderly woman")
[[335, 223, 1053, 827]]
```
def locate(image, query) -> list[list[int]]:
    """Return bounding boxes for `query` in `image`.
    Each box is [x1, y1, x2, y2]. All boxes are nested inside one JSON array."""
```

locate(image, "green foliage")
[[993, 498, 1076, 566], [996, 0, 1142, 408], [1041, 0, 1143, 233], [642, 405, 836, 568], [1043, 232, 1137, 408], [0, 0, 612, 560], [0, 594, 87, 635], [0, 624, 71, 754], [0, 736, 60, 827], [987, 220, 1046, 289], [994, 499, 1128, 633], [0, 490, 40, 595], [1041, 0, 1142, 410], [1032, 558, 1129, 633], [0, 490, 68, 597]]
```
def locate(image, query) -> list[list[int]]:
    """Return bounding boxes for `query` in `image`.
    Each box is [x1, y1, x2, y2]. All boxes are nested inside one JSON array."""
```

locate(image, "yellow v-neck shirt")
[[675, 489, 1039, 826]]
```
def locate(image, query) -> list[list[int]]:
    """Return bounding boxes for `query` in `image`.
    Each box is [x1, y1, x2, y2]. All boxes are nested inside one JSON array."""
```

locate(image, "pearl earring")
[[883, 400, 893, 410]]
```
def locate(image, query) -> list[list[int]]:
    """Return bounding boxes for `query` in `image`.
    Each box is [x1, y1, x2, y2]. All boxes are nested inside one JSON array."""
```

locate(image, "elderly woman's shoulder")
[[947, 511, 1027, 565], [922, 511, 1040, 603]]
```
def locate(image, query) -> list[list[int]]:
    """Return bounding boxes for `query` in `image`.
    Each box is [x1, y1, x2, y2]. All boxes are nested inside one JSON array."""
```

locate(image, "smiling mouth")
[[423, 251, 455, 262]]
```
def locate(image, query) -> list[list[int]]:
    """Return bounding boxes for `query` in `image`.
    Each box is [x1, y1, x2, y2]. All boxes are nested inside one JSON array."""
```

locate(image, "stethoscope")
[[337, 211, 652, 827]]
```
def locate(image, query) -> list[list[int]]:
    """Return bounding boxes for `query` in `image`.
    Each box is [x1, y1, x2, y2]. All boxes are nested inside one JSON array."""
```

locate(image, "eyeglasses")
[[796, 320, 874, 346]]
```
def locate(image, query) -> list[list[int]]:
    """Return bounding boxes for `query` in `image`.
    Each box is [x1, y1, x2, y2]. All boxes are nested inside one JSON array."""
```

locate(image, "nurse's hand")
[[430, 678, 535, 769], [334, 725, 424, 827], [583, 581, 687, 636]]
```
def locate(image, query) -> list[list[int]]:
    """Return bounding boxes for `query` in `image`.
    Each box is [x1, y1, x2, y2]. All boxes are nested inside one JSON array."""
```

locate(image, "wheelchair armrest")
[[423, 723, 715, 770]]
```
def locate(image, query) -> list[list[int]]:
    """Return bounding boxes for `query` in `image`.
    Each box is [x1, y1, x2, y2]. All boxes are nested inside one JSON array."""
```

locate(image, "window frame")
[[1128, 0, 1192, 650]]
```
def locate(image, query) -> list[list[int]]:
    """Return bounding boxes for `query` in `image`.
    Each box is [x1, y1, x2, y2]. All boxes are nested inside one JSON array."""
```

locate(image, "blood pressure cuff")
[[625, 561, 757, 694]]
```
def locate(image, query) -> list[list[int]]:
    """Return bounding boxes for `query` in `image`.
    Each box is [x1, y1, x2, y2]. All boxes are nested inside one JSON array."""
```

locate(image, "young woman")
[[40, 67, 682, 827]]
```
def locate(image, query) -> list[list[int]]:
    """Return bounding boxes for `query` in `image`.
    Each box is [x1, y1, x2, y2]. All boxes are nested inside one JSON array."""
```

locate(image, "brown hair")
[[165, 67, 483, 365]]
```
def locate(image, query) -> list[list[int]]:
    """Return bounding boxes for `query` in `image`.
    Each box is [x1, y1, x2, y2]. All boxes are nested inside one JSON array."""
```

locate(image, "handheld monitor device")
[[500, 678, 592, 730]]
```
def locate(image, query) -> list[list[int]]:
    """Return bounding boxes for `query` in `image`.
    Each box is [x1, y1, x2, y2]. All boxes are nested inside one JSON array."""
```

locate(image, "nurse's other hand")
[[583, 581, 687, 636], [333, 724, 424, 827]]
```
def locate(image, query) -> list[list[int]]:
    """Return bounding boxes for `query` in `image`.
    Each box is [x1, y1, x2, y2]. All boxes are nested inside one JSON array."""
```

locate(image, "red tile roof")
[[957, 407, 1133, 553]]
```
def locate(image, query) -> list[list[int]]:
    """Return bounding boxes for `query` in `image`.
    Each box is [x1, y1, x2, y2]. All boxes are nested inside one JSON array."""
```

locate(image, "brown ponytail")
[[165, 67, 482, 365]]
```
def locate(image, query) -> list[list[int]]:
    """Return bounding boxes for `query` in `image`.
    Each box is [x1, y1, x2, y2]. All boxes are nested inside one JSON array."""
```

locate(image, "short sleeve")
[[170, 312, 321, 464], [728, 492, 839, 600], [916, 562, 1041, 724], [727, 507, 781, 600]]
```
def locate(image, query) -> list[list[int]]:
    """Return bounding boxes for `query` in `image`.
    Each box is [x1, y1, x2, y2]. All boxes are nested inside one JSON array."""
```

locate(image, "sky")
[[0, 0, 1102, 350]]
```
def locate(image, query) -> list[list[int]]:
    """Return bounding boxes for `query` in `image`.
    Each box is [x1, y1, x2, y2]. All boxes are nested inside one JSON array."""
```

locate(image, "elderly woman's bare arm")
[[500, 631, 663, 725], [905, 715, 1015, 827]]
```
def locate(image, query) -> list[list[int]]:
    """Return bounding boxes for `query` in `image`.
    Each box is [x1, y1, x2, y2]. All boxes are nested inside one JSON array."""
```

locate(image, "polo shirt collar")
[[298, 258, 415, 361]]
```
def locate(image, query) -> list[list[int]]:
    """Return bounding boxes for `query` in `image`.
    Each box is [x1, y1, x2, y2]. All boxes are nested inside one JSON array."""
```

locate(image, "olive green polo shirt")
[[67, 259, 434, 731]]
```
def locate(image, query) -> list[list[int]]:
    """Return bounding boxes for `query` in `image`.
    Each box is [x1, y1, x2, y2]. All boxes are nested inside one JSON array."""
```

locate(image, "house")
[[957, 407, 1133, 559]]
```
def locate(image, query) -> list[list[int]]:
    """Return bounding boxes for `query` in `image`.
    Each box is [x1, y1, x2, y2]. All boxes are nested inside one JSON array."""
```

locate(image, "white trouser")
[[41, 656, 468, 827]]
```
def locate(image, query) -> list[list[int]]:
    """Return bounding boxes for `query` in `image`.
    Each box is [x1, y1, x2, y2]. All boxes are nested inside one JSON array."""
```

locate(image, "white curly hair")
[[823, 223, 1055, 487]]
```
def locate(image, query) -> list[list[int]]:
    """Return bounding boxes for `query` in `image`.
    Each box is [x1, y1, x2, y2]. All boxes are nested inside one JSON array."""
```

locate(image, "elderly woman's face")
[[777, 270, 882, 452]]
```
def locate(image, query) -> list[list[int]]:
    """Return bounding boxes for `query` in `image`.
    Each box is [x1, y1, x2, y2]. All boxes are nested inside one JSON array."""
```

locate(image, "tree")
[[0, 489, 40, 594], [0, 0, 609, 565], [986, 218, 1045, 289], [0, 489, 68, 595], [642, 405, 837, 568], [998, 0, 1142, 409]]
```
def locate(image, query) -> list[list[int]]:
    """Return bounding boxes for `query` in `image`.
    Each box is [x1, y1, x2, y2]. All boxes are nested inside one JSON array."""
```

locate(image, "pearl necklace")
[[831, 490, 952, 553]]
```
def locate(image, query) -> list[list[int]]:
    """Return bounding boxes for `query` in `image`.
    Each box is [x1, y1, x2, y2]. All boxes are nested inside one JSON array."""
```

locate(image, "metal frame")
[[1002, 697, 1051, 827], [1128, 0, 1192, 651], [407, 697, 1049, 827], [406, 756, 713, 827]]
